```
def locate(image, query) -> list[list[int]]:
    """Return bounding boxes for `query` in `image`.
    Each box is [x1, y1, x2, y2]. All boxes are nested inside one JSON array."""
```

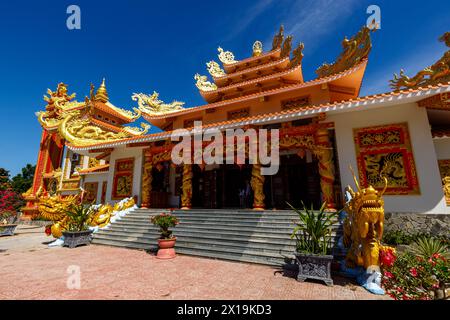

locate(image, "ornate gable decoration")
[[132, 91, 185, 116], [217, 47, 238, 65], [390, 32, 450, 90], [316, 26, 372, 78], [36, 82, 150, 147]]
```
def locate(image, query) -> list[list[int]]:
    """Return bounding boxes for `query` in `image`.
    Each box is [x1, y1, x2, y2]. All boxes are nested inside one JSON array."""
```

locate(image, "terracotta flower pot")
[[156, 237, 177, 259]]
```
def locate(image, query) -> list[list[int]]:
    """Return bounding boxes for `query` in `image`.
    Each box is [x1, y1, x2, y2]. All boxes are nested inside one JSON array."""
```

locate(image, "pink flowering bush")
[[0, 189, 24, 223], [381, 251, 449, 300]]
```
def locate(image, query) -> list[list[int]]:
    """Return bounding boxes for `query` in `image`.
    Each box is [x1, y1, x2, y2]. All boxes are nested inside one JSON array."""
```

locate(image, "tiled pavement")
[[0, 225, 390, 300]]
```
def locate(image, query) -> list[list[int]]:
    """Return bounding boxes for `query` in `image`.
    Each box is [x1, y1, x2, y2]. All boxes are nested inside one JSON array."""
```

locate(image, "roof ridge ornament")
[[390, 32, 450, 90], [280, 35, 293, 58], [206, 61, 226, 78], [132, 91, 185, 115], [95, 78, 109, 103], [252, 41, 263, 57], [217, 47, 238, 65], [315, 25, 372, 78], [194, 73, 218, 92], [290, 42, 305, 68], [272, 25, 284, 50]]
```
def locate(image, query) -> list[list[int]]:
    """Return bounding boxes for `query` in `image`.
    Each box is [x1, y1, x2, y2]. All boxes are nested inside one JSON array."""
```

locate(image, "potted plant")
[[289, 201, 338, 286], [151, 212, 179, 259], [61, 203, 94, 248], [0, 211, 18, 236]]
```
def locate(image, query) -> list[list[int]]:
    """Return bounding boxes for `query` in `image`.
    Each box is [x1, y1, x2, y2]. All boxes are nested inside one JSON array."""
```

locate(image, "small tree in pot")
[[62, 203, 94, 248], [289, 201, 338, 286], [151, 212, 179, 259]]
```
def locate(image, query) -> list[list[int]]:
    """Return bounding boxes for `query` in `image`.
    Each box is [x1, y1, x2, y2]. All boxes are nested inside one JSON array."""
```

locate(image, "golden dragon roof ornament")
[[217, 47, 238, 65], [206, 60, 226, 78], [390, 32, 450, 90], [316, 25, 372, 78], [36, 83, 150, 147], [194, 73, 218, 91], [132, 91, 185, 115]]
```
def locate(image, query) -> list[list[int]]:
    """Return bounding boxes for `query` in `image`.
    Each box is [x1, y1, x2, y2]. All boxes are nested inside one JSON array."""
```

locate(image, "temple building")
[[23, 26, 450, 221]]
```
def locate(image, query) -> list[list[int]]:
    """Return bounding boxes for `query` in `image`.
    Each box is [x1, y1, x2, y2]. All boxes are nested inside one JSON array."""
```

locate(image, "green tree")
[[0, 168, 11, 191], [11, 164, 36, 194]]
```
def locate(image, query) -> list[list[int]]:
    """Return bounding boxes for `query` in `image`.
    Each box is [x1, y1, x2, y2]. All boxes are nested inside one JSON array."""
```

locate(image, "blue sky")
[[0, 0, 448, 176]]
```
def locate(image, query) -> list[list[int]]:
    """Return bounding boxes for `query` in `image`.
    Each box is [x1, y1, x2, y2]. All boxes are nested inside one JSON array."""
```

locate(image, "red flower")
[[380, 248, 396, 267], [409, 267, 418, 277], [384, 271, 394, 279]]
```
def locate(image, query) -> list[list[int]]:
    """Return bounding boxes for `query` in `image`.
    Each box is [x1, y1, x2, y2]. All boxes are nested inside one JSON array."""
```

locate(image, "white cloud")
[[264, 0, 360, 52], [224, 0, 276, 41]]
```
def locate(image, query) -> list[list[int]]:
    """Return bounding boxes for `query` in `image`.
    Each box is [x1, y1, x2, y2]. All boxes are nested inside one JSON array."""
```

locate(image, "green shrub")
[[288, 201, 338, 255], [151, 213, 179, 239], [409, 237, 450, 260]]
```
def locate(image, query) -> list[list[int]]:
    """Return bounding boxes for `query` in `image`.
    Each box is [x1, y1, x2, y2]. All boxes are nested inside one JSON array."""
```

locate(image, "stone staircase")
[[92, 208, 343, 266]]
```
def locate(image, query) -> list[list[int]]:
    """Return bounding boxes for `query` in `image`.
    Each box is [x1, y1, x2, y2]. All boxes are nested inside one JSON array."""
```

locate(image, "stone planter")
[[156, 237, 177, 259], [0, 224, 18, 236], [62, 230, 93, 248], [295, 252, 334, 286], [432, 282, 450, 300]]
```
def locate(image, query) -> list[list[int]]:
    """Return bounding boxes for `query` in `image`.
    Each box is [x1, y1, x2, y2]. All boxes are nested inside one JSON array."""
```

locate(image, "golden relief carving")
[[390, 32, 450, 90], [272, 25, 284, 50], [206, 61, 226, 78], [88, 157, 100, 168], [316, 26, 372, 78], [132, 91, 184, 115], [194, 73, 218, 92], [343, 167, 388, 270], [438, 159, 450, 206], [218, 47, 238, 64], [354, 123, 420, 195]]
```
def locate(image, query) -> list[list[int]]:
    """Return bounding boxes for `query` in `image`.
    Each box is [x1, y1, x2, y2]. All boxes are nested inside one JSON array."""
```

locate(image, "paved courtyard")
[[0, 225, 389, 300]]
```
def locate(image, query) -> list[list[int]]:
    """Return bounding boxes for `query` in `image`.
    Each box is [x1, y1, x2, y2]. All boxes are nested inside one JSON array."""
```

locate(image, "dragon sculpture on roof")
[[390, 32, 450, 90], [316, 26, 372, 78], [132, 91, 185, 115]]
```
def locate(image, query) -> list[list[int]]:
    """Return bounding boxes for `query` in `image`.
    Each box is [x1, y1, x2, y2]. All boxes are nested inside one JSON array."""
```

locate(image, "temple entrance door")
[[265, 153, 321, 209], [220, 164, 252, 209], [150, 163, 170, 208]]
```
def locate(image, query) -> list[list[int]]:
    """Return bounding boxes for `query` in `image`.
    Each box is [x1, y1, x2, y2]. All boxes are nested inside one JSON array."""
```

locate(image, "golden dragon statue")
[[343, 167, 388, 270], [38, 193, 136, 238], [390, 32, 450, 90], [132, 91, 185, 115]]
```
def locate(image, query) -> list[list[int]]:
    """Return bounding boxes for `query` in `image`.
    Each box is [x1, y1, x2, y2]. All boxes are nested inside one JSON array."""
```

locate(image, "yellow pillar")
[[251, 163, 265, 210], [181, 164, 193, 209], [315, 128, 336, 210], [141, 160, 153, 208]]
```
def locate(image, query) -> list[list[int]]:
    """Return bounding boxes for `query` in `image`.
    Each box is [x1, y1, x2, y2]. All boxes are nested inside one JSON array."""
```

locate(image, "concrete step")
[[93, 233, 295, 254], [92, 237, 292, 266], [92, 207, 342, 267]]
